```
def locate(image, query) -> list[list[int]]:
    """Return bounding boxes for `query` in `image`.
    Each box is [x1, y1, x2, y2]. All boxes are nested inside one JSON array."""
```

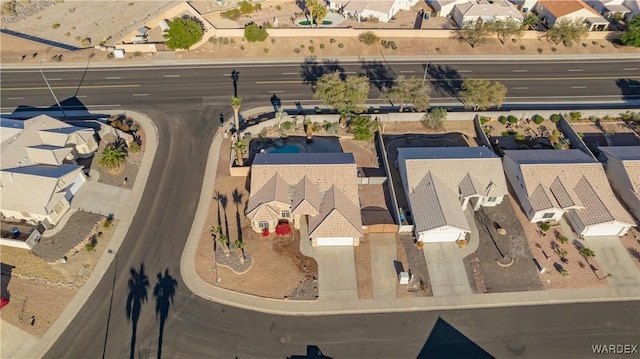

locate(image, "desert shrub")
[[308, 45, 315, 53], [550, 114, 561, 123], [276, 4, 281, 10], [85, 242, 95, 251], [244, 23, 268, 42], [133, 51, 142, 57], [515, 133, 526, 141], [275, 222, 292, 236], [52, 23, 60, 29], [537, 48, 543, 53], [540, 223, 551, 231], [75, 36, 81, 41], [570, 111, 582, 121], [103, 218, 113, 228], [338, 43, 344, 48], [282, 121, 292, 130], [240, 45, 245, 50], [129, 141, 141, 153], [261, 228, 270, 237], [230, 38, 236, 44], [51, 54, 63, 62], [358, 31, 379, 45], [551, 47, 557, 52], [64, 32, 71, 36], [507, 115, 518, 123], [319, 43, 325, 49], [532, 114, 544, 124], [329, 38, 336, 44], [263, 48, 269, 53], [294, 48, 301, 54], [271, 38, 276, 44], [501, 131, 516, 137], [481, 117, 491, 125], [221, 8, 241, 20], [498, 116, 507, 125], [520, 45, 526, 50], [309, 39, 313, 44]]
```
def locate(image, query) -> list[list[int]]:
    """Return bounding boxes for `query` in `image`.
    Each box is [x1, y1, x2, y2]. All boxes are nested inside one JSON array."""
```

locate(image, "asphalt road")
[[0, 59, 638, 358]]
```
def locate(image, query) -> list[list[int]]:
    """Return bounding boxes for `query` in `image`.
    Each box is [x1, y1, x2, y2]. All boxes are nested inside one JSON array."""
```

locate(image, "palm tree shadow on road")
[[126, 264, 150, 359], [153, 269, 178, 359]]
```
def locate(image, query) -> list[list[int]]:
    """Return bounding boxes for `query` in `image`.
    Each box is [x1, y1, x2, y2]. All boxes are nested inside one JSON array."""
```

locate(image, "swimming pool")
[[268, 144, 302, 153]]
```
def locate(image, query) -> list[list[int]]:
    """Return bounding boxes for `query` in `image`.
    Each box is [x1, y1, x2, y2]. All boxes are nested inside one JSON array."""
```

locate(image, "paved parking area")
[[369, 233, 397, 300], [314, 247, 358, 301], [71, 179, 131, 218]]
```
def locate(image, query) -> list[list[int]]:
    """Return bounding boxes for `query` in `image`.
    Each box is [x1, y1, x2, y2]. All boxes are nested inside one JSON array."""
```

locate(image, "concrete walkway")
[[369, 233, 397, 300], [71, 180, 132, 217], [0, 321, 38, 359], [424, 243, 473, 297]]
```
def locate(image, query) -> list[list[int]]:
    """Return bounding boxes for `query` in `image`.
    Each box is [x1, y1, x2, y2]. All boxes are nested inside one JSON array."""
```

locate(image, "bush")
[[319, 43, 325, 49], [501, 131, 516, 137], [550, 114, 561, 123], [263, 48, 269, 53], [570, 111, 582, 121], [271, 38, 276, 44], [222, 8, 242, 20], [507, 115, 518, 123], [540, 223, 551, 231], [308, 45, 315, 53], [52, 23, 60, 29], [294, 47, 301, 54], [551, 47, 557, 52], [129, 141, 141, 153], [275, 222, 292, 236], [532, 114, 544, 124], [481, 117, 491, 125], [245, 23, 268, 42], [515, 133, 526, 141], [537, 48, 543, 53], [498, 116, 507, 125], [329, 38, 336, 44], [520, 45, 526, 50], [103, 218, 112, 228], [422, 108, 448, 130], [338, 43, 344, 48], [209, 37, 217, 44], [261, 228, 270, 237], [282, 121, 292, 130], [358, 31, 379, 45], [276, 4, 281, 10], [85, 242, 95, 251], [390, 41, 398, 50]]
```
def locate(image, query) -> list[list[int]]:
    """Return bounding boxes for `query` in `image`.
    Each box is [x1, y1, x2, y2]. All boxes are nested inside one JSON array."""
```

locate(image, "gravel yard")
[[32, 211, 104, 262], [398, 233, 431, 296], [354, 238, 373, 300]]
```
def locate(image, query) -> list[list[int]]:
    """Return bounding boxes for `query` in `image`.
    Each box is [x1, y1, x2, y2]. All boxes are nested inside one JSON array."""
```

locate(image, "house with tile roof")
[[397, 147, 508, 243], [598, 146, 640, 223], [329, 0, 419, 22], [0, 115, 98, 227], [503, 149, 635, 237], [246, 153, 362, 246], [535, 0, 610, 30], [586, 0, 640, 22], [452, 0, 524, 27]]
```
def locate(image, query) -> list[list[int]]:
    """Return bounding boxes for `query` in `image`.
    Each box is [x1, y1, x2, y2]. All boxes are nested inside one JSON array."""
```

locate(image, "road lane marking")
[[268, 90, 285, 93], [568, 69, 583, 72], [457, 70, 472, 73], [105, 76, 122, 79], [6, 97, 24, 100], [399, 70, 415, 73], [76, 95, 87, 98], [163, 74, 180, 78], [282, 72, 297, 75], [512, 70, 528, 73], [132, 93, 149, 96], [3, 84, 141, 91], [571, 86, 587, 89], [623, 68, 639, 71], [48, 78, 63, 81], [344, 71, 357, 74], [255, 75, 640, 84], [512, 87, 529, 90]]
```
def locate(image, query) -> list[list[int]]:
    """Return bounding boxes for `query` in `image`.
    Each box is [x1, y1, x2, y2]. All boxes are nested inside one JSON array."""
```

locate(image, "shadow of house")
[[7, 96, 109, 122], [360, 60, 396, 91], [428, 64, 463, 99], [1, 263, 14, 301], [300, 56, 345, 88], [127, 264, 150, 359], [153, 269, 178, 359], [616, 78, 640, 102], [288, 345, 333, 359], [418, 317, 494, 358]]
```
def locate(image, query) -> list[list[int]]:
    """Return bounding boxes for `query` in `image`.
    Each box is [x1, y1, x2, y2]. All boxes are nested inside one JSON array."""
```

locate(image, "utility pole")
[[422, 51, 429, 86], [39, 60, 68, 120]]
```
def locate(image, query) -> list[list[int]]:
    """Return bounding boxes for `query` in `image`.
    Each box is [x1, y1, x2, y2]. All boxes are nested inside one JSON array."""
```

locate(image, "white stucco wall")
[[603, 157, 640, 223]]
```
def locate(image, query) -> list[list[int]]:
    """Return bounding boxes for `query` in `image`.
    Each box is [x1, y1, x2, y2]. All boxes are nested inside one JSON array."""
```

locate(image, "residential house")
[[0, 115, 98, 227], [452, 0, 524, 27], [246, 153, 362, 246], [535, 0, 610, 30], [330, 0, 419, 22], [431, 0, 472, 17], [598, 146, 640, 223], [397, 147, 508, 243], [586, 0, 640, 21], [509, 0, 539, 13], [502, 149, 635, 237]]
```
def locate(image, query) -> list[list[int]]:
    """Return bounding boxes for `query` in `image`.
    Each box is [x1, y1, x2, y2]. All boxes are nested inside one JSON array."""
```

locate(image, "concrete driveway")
[[313, 247, 358, 301], [71, 179, 131, 218], [424, 243, 473, 297], [584, 236, 640, 297], [369, 233, 398, 300]]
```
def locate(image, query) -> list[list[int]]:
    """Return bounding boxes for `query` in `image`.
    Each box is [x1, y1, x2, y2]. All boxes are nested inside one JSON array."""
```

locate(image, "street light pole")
[[39, 60, 68, 120], [422, 51, 429, 86]]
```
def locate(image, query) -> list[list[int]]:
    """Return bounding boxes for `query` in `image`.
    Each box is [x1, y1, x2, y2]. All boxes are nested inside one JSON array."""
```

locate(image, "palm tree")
[[233, 239, 245, 265], [522, 13, 539, 30], [217, 233, 230, 257], [99, 145, 126, 171], [231, 96, 242, 134], [232, 139, 247, 167]]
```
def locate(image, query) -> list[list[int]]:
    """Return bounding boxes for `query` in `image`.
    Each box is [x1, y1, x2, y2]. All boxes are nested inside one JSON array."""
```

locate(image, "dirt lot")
[[354, 239, 373, 299]]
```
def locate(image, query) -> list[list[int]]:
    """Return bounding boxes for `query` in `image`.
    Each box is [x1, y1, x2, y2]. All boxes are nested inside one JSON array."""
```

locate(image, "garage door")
[[316, 237, 354, 246], [583, 225, 625, 237], [419, 231, 463, 243]]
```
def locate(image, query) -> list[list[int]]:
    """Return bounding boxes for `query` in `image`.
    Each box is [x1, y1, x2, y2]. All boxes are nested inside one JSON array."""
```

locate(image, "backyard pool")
[[268, 144, 303, 153], [298, 20, 333, 26]]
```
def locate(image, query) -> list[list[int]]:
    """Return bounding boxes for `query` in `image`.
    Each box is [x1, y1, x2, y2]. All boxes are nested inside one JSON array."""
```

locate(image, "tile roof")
[[505, 149, 635, 226], [599, 146, 640, 202], [340, 0, 396, 14], [456, 0, 524, 19], [538, 0, 601, 18], [248, 153, 362, 239], [398, 147, 507, 233]]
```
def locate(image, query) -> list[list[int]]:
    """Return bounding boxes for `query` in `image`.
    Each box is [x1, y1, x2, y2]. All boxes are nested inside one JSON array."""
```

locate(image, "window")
[[54, 201, 65, 214], [542, 212, 555, 219], [281, 210, 290, 218], [258, 221, 269, 229], [487, 197, 497, 202]]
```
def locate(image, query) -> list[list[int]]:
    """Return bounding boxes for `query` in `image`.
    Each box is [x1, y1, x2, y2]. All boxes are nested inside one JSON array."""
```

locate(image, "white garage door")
[[419, 231, 463, 243], [316, 237, 354, 246], [583, 225, 625, 237]]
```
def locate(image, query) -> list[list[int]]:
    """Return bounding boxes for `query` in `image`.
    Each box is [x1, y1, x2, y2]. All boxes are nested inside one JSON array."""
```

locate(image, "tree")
[[522, 13, 540, 30], [459, 78, 507, 110], [348, 115, 378, 141], [164, 16, 204, 50], [621, 15, 640, 47], [313, 71, 370, 119], [232, 139, 247, 166], [546, 18, 588, 46], [231, 96, 242, 133], [358, 31, 379, 45], [457, 21, 492, 48], [244, 23, 268, 42], [491, 18, 525, 44], [305, 0, 328, 27], [233, 239, 245, 265], [422, 108, 447, 130], [382, 75, 431, 112], [217, 233, 230, 257], [98, 145, 126, 171]]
